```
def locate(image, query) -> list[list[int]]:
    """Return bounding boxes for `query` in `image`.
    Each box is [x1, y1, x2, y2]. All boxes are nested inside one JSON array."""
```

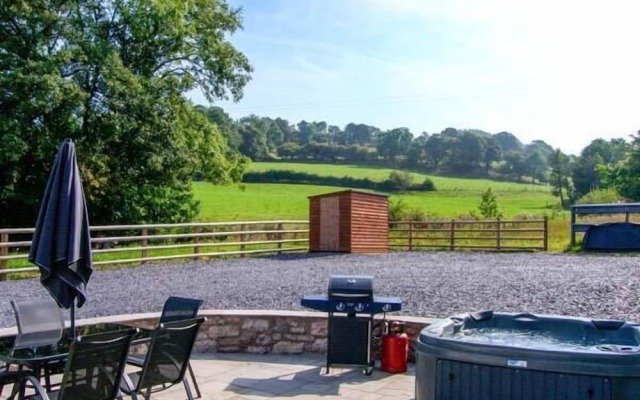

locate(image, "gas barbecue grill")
[[301, 275, 402, 374]]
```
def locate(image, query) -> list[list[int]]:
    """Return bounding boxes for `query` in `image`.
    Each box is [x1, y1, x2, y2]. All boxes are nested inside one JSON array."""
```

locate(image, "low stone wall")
[[0, 310, 437, 362], [118, 310, 436, 362]]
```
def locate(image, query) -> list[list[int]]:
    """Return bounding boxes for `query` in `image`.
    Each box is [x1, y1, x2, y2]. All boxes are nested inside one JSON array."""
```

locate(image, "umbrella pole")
[[70, 301, 76, 340]]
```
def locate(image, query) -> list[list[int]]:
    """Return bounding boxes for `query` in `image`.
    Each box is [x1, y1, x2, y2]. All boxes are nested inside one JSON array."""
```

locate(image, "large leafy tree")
[[607, 134, 640, 200], [572, 138, 630, 197], [375, 127, 412, 165], [0, 0, 252, 226]]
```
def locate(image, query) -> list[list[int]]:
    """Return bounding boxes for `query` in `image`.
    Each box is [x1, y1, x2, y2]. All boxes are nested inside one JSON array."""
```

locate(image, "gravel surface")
[[1, 252, 640, 328]]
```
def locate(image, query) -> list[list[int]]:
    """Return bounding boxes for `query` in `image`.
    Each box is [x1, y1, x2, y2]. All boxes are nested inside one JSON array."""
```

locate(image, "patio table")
[[0, 323, 152, 370]]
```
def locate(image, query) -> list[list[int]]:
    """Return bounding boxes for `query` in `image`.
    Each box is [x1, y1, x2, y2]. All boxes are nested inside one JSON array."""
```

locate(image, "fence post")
[[496, 219, 501, 251], [240, 224, 246, 257], [0, 233, 8, 281], [570, 209, 576, 247], [450, 220, 455, 251], [193, 225, 201, 260], [543, 217, 548, 251], [141, 228, 148, 264], [277, 222, 284, 255], [408, 221, 413, 251]]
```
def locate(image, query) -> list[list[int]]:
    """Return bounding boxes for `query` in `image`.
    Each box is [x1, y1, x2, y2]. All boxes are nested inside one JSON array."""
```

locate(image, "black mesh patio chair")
[[11, 299, 65, 350], [10, 299, 66, 391], [159, 297, 203, 324], [18, 328, 137, 400], [127, 297, 203, 398], [122, 318, 205, 400]]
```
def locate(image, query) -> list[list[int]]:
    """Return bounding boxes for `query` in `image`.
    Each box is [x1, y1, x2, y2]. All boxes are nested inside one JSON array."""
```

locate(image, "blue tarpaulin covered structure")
[[582, 222, 640, 251]]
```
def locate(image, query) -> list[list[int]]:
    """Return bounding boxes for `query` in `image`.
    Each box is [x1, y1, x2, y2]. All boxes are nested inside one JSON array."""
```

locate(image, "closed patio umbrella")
[[28, 138, 93, 339]]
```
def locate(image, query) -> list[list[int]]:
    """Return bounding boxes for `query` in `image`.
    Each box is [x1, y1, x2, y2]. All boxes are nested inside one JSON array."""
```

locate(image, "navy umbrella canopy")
[[28, 139, 93, 335]]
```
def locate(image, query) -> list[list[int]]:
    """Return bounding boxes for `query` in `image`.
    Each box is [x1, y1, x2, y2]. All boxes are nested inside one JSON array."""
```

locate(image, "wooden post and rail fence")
[[389, 218, 548, 252], [0, 218, 548, 278]]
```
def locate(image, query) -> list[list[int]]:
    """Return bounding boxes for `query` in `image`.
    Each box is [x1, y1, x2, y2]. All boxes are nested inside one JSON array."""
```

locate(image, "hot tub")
[[415, 311, 640, 400]]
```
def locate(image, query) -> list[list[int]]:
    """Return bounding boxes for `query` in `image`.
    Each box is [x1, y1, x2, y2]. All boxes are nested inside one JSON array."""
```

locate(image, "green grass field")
[[249, 162, 552, 192], [193, 162, 570, 251], [194, 182, 557, 220], [195, 162, 558, 221]]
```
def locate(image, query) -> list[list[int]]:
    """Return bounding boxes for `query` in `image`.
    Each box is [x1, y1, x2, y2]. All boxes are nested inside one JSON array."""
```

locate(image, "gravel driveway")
[[1, 252, 640, 328]]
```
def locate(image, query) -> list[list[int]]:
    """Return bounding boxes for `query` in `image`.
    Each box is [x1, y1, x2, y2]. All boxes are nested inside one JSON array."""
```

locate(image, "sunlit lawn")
[[249, 162, 551, 192], [194, 183, 558, 221]]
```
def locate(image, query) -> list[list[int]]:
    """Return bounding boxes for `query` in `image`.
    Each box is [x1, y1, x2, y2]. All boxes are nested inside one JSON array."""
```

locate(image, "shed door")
[[320, 197, 340, 251]]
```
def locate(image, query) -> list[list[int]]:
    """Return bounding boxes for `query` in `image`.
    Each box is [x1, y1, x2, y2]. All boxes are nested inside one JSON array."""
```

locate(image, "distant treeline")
[[242, 170, 436, 193], [194, 105, 636, 206]]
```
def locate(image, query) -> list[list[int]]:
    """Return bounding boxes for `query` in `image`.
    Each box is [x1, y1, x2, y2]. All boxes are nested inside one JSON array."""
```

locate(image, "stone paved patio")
[[1, 353, 415, 400], [158, 353, 415, 400]]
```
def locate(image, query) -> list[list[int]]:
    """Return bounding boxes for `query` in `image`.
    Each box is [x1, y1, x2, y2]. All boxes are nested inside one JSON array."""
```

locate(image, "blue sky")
[[189, 0, 640, 155]]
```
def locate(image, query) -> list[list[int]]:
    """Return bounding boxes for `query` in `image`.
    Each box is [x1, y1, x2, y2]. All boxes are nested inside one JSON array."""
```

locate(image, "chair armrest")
[[126, 354, 145, 367]]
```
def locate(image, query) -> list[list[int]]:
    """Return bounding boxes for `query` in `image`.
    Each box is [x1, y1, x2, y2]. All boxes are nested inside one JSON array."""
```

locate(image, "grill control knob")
[[382, 304, 392, 312], [336, 302, 346, 311], [355, 303, 364, 312]]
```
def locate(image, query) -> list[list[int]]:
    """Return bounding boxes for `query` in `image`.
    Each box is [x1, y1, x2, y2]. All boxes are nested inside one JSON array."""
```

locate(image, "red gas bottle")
[[381, 321, 409, 373]]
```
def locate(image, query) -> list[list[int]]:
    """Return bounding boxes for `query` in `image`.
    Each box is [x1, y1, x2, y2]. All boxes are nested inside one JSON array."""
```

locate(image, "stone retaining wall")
[[0, 310, 436, 362], [118, 310, 436, 362]]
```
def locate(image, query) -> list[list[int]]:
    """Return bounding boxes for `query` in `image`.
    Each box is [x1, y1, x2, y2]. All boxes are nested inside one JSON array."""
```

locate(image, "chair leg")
[[187, 362, 201, 399], [182, 376, 195, 400]]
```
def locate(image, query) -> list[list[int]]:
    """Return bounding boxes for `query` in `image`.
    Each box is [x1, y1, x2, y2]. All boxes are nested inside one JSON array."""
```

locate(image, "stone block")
[[274, 322, 289, 333], [311, 338, 327, 353], [242, 318, 270, 332], [290, 326, 306, 334], [256, 333, 273, 346], [208, 325, 240, 338], [247, 346, 269, 354], [272, 341, 304, 354], [310, 320, 327, 336], [284, 334, 314, 342]]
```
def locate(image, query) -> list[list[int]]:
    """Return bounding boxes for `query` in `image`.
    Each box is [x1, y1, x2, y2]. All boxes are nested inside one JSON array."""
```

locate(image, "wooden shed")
[[308, 190, 389, 253]]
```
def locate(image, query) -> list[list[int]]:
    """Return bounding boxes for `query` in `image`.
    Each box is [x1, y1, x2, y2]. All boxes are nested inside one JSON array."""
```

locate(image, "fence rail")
[[389, 218, 548, 252], [1, 218, 548, 278], [0, 220, 310, 277]]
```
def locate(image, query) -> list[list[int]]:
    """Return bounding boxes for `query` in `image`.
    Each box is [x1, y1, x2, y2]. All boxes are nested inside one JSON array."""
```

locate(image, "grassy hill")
[[248, 162, 551, 192], [194, 162, 558, 221]]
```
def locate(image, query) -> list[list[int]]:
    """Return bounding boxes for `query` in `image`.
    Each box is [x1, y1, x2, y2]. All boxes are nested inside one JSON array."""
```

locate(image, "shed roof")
[[307, 189, 389, 200]]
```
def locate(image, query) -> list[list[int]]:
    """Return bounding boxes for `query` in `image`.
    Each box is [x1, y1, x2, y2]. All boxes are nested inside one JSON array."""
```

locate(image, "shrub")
[[478, 188, 503, 218], [576, 188, 624, 204]]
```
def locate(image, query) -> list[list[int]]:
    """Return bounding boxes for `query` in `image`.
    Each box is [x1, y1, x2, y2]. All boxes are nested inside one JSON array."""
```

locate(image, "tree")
[[195, 105, 242, 149], [406, 132, 429, 169], [483, 137, 502, 175], [425, 134, 447, 171], [376, 128, 413, 164], [548, 149, 573, 207], [344, 123, 378, 146], [493, 132, 524, 154], [478, 188, 503, 218], [445, 132, 486, 174], [238, 124, 268, 160], [0, 0, 252, 227], [524, 151, 548, 182], [500, 152, 527, 181], [608, 133, 640, 201], [572, 138, 631, 197]]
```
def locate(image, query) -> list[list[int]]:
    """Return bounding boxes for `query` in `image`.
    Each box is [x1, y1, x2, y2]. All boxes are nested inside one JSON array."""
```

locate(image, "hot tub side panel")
[[416, 339, 640, 400]]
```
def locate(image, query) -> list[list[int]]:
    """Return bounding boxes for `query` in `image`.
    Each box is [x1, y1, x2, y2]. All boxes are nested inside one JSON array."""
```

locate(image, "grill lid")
[[328, 275, 373, 301]]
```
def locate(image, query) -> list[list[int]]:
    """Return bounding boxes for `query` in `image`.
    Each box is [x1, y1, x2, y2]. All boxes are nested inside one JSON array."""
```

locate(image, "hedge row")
[[242, 170, 436, 192]]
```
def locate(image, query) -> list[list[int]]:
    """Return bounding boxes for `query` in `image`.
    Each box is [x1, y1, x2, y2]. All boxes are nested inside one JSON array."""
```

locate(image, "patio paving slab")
[[1, 353, 415, 400]]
